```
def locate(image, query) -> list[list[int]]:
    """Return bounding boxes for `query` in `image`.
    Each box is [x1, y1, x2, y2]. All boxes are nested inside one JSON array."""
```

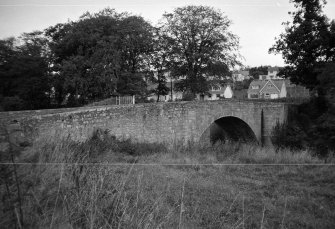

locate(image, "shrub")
[[1, 96, 26, 111], [182, 92, 196, 101], [271, 96, 335, 157], [271, 121, 307, 150], [91, 128, 168, 156]]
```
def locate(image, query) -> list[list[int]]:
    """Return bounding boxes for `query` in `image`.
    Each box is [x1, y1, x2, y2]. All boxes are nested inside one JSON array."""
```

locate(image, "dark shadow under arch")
[[200, 116, 257, 144]]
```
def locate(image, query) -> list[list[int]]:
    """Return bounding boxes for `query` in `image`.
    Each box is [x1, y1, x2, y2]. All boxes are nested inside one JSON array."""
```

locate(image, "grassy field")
[[1, 130, 335, 228]]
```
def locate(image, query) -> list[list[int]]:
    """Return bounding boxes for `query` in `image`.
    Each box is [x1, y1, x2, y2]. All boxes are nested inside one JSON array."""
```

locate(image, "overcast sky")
[[1, 0, 334, 67]]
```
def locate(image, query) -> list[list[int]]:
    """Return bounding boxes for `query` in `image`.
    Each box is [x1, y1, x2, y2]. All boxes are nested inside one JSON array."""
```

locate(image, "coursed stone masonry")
[[0, 100, 290, 148]]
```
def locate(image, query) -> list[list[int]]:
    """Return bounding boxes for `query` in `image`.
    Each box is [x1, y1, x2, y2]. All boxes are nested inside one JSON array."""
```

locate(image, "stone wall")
[[0, 100, 290, 149]]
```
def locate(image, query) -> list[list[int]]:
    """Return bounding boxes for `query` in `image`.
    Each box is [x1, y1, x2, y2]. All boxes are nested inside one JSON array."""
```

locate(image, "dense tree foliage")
[[0, 6, 240, 110], [0, 32, 50, 110], [249, 66, 268, 79], [45, 9, 153, 106], [270, 0, 335, 156], [272, 96, 335, 156], [160, 5, 240, 94], [269, 0, 335, 92], [148, 28, 171, 101], [317, 62, 335, 102]]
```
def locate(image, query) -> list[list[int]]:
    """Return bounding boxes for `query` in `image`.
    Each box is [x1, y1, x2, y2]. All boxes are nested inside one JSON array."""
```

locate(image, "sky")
[[0, 0, 335, 67]]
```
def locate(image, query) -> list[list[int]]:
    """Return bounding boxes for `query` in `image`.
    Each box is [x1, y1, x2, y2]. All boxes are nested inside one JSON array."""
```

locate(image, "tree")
[[269, 0, 335, 92], [116, 72, 147, 96], [160, 5, 240, 94], [45, 8, 153, 106], [148, 28, 171, 102], [317, 62, 335, 103], [269, 0, 335, 156], [116, 15, 154, 96], [0, 32, 51, 110], [45, 10, 121, 105], [117, 15, 154, 73]]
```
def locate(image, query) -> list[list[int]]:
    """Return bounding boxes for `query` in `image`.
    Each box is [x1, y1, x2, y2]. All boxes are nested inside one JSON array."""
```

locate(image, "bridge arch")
[[198, 115, 258, 145], [0, 100, 290, 147]]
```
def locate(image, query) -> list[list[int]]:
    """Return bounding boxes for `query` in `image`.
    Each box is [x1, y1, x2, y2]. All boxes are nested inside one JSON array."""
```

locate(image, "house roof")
[[248, 78, 310, 96], [247, 80, 267, 94], [270, 79, 285, 91], [248, 79, 286, 94], [233, 70, 249, 76]]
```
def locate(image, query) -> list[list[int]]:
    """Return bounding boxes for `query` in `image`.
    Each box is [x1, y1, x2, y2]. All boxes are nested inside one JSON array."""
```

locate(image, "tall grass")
[[1, 128, 334, 228], [11, 131, 174, 228]]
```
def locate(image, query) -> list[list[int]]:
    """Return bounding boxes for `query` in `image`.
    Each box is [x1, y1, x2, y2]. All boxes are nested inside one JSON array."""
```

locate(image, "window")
[[268, 84, 273, 87], [251, 85, 260, 89], [271, 94, 279, 99], [264, 93, 270, 98], [250, 94, 258, 98]]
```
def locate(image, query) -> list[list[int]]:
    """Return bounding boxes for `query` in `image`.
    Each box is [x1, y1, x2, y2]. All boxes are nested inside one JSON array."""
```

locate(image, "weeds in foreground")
[[0, 129, 334, 228]]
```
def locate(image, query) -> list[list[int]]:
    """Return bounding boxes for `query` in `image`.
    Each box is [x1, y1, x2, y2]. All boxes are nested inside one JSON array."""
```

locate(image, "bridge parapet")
[[0, 100, 291, 147]]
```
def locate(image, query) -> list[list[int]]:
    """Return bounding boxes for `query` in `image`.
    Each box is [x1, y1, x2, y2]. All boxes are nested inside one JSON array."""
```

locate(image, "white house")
[[247, 79, 309, 99], [196, 85, 233, 100], [248, 79, 286, 99]]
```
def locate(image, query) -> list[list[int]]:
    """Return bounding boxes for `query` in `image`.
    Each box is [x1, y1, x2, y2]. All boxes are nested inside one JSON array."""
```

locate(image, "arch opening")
[[200, 116, 257, 145]]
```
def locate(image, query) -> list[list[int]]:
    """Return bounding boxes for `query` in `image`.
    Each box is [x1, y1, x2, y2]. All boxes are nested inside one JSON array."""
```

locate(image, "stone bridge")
[[0, 100, 292, 147]]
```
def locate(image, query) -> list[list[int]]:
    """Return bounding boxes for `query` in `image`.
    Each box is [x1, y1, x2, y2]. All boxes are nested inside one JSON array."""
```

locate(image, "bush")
[[90, 128, 168, 156], [271, 121, 307, 150], [182, 92, 196, 101], [271, 96, 335, 157], [1, 96, 26, 111]]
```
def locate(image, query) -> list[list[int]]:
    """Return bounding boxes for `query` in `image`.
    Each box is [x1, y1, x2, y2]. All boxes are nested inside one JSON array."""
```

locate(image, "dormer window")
[[252, 85, 260, 89]]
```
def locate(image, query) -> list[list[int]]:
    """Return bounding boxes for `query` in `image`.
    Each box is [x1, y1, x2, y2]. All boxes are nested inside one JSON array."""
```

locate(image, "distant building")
[[196, 85, 233, 100], [232, 70, 250, 82], [248, 79, 286, 99], [259, 67, 283, 80], [247, 79, 309, 99]]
